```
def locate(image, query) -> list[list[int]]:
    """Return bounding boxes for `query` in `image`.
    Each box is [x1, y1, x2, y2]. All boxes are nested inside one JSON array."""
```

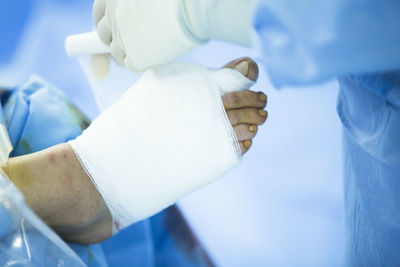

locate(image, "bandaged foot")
[[70, 58, 267, 233]]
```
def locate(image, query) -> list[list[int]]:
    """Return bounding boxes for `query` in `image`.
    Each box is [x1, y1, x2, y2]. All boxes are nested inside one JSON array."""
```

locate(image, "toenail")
[[249, 125, 256, 133], [258, 93, 267, 102], [258, 110, 267, 117], [244, 140, 252, 149], [235, 60, 250, 77]]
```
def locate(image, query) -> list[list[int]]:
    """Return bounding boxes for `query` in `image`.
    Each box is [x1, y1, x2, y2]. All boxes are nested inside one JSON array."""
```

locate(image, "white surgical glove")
[[69, 62, 254, 232], [92, 0, 257, 72]]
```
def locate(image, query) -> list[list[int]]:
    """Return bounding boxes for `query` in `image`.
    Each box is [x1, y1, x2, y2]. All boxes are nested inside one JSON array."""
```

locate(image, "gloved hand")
[[92, 0, 257, 72]]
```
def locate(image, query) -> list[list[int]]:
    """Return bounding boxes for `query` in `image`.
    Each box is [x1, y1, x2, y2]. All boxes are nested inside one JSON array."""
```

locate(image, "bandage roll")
[[65, 32, 109, 57], [70, 62, 253, 231]]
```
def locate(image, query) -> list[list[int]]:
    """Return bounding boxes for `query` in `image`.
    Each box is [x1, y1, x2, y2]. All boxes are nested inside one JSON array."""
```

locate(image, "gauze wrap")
[[69, 62, 254, 231]]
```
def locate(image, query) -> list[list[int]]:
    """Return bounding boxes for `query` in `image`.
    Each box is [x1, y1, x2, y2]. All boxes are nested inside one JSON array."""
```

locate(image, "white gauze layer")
[[69, 62, 254, 231]]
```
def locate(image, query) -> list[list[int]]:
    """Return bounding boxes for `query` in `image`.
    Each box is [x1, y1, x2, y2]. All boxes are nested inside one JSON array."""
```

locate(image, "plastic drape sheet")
[[0, 76, 89, 267], [0, 172, 86, 267]]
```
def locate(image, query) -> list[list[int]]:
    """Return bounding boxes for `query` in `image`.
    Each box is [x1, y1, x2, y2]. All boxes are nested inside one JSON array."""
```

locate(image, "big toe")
[[223, 57, 259, 81]]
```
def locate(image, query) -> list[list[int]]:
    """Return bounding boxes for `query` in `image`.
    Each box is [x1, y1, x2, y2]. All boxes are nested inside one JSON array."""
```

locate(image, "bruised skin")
[[2, 57, 267, 244], [3, 144, 112, 244]]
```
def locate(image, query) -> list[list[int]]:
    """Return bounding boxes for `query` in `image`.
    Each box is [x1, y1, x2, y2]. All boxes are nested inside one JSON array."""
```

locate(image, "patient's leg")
[[2, 143, 111, 244], [3, 57, 267, 244]]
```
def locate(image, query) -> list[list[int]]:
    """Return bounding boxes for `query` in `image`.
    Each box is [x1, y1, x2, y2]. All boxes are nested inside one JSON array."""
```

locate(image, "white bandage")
[[69, 62, 253, 231]]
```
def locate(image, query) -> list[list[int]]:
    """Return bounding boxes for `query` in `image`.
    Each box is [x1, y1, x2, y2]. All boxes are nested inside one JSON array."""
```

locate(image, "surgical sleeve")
[[253, 0, 400, 87]]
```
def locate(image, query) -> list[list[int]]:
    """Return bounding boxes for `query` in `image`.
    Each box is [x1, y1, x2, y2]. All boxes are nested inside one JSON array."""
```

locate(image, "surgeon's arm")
[[2, 143, 112, 244]]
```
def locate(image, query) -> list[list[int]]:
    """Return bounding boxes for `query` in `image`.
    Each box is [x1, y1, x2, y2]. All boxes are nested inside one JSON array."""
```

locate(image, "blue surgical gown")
[[2, 76, 213, 267], [253, 1, 400, 266]]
